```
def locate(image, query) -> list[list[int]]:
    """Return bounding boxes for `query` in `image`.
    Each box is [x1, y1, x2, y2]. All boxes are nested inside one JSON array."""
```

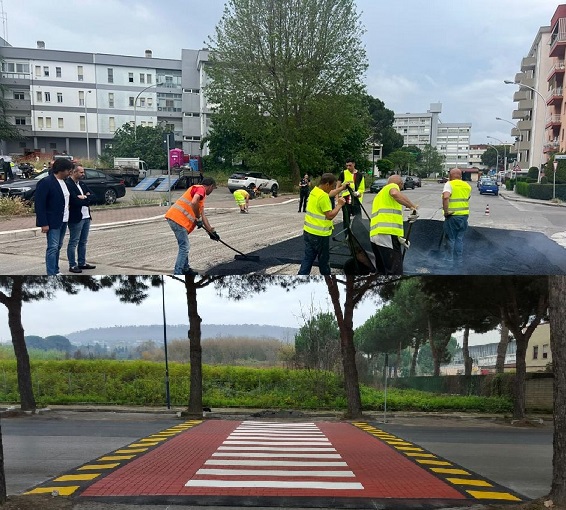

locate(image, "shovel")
[[200, 223, 261, 262]]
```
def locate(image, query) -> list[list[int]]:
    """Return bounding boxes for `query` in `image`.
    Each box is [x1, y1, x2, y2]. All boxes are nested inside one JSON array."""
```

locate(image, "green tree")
[[103, 123, 171, 169], [0, 60, 22, 145], [380, 127, 404, 157], [295, 311, 340, 371], [388, 150, 416, 173], [419, 144, 445, 178], [528, 166, 539, 180], [376, 158, 393, 176], [206, 0, 369, 184]]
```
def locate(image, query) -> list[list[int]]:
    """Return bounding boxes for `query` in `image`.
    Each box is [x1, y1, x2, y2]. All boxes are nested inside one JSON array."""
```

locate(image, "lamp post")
[[84, 90, 92, 161], [486, 143, 500, 177], [487, 136, 508, 177], [134, 82, 163, 140], [504, 79, 547, 182], [495, 117, 524, 170], [161, 275, 171, 409]]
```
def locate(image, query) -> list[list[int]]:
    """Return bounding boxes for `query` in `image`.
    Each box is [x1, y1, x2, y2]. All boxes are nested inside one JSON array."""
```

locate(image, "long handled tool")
[[402, 210, 419, 261], [200, 223, 261, 262]]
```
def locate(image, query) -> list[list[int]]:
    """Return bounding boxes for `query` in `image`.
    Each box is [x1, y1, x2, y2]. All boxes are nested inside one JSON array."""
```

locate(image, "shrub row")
[[515, 182, 566, 200]]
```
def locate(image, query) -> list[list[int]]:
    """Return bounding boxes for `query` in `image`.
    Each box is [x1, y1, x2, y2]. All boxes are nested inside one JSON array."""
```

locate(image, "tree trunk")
[[324, 276, 362, 419], [185, 276, 203, 417], [410, 337, 421, 376], [7, 280, 36, 411], [427, 319, 442, 377], [496, 311, 509, 374], [462, 325, 472, 377], [511, 333, 528, 421], [549, 275, 566, 505]]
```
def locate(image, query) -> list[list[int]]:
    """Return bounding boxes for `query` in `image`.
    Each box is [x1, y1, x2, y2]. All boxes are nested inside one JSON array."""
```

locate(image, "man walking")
[[35, 158, 73, 275], [370, 174, 418, 275], [442, 168, 471, 265], [164, 177, 219, 275], [66, 165, 96, 273], [298, 173, 310, 212], [298, 173, 347, 275]]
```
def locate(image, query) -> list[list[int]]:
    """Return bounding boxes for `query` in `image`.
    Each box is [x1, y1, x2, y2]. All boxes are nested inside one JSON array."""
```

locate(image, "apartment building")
[[510, 25, 553, 170], [469, 144, 489, 170], [0, 40, 210, 159], [392, 103, 472, 172]]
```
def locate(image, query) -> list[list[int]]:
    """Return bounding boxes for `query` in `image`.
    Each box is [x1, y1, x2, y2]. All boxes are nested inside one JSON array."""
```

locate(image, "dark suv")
[[401, 176, 415, 190]]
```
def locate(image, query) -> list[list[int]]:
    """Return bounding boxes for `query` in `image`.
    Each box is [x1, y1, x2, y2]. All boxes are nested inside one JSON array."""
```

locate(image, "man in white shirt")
[[35, 158, 73, 275]]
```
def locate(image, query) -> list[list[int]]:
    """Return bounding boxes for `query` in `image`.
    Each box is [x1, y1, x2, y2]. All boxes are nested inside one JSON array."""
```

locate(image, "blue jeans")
[[45, 223, 67, 275], [298, 231, 331, 275], [167, 219, 190, 274], [67, 218, 91, 267], [443, 215, 468, 262]]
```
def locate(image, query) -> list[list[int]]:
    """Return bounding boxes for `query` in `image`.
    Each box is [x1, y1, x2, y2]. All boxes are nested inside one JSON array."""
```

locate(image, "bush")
[[0, 197, 32, 216], [527, 166, 539, 180], [505, 178, 515, 191]]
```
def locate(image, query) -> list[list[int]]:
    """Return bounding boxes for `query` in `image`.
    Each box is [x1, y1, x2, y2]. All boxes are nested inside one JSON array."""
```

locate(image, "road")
[[0, 182, 565, 275], [2, 411, 552, 508]]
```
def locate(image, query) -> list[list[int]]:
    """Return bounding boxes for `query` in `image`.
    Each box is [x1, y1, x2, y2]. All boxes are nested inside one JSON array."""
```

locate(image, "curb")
[[499, 191, 566, 207]]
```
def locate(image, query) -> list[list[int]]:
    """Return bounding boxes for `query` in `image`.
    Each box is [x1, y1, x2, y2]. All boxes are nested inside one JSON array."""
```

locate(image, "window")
[[43, 66, 49, 77], [140, 73, 145, 84], [147, 97, 153, 107], [58, 118, 64, 129], [165, 99, 174, 108], [128, 72, 134, 83], [105, 143, 113, 149], [37, 117, 44, 128], [533, 345, 539, 360], [543, 344, 549, 359], [45, 117, 51, 128], [108, 93, 114, 108], [44, 92, 51, 102], [15, 117, 26, 125], [36, 91, 42, 102], [56, 67, 61, 78], [57, 92, 63, 103], [80, 116, 86, 131], [77, 65, 84, 81], [139, 98, 145, 107], [35, 66, 41, 77], [78, 90, 85, 106], [165, 76, 173, 86], [109, 117, 116, 132], [141, 121, 146, 127], [49, 142, 57, 149], [148, 121, 153, 127], [14, 92, 25, 100], [147, 74, 152, 83], [129, 96, 135, 107], [107, 68, 114, 83]]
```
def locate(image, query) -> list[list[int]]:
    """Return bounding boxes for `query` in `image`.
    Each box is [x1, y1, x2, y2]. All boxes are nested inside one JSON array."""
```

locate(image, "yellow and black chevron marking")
[[352, 422, 525, 503], [24, 419, 203, 497]]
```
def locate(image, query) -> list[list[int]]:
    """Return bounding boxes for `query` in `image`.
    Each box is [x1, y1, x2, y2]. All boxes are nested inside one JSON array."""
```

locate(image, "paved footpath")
[[23, 419, 525, 508]]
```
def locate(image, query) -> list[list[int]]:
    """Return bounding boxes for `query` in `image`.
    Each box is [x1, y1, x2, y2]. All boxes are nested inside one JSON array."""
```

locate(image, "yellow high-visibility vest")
[[341, 169, 365, 201], [370, 183, 403, 237], [446, 180, 471, 216], [303, 186, 333, 237]]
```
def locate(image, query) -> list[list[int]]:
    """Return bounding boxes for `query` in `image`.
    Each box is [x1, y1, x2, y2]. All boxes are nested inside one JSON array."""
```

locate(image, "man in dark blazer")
[[35, 158, 73, 275], [65, 164, 96, 273]]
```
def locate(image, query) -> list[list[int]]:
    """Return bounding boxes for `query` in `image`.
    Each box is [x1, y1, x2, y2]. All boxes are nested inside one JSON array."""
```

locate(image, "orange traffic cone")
[[485, 204, 490, 216]]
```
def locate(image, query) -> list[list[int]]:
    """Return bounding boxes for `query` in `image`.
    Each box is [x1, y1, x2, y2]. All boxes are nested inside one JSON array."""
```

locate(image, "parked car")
[[477, 176, 491, 189], [412, 176, 422, 187], [478, 178, 499, 196], [369, 178, 388, 193], [0, 168, 126, 204], [227, 171, 279, 196], [401, 175, 415, 190], [437, 176, 448, 183]]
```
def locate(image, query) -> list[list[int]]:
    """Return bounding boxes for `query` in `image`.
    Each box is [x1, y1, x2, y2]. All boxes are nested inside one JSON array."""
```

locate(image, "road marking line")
[[24, 486, 80, 496], [196, 468, 356, 477], [415, 459, 453, 466], [211, 452, 341, 458], [129, 442, 159, 447], [431, 468, 471, 475], [205, 459, 348, 467], [218, 446, 337, 451], [115, 448, 148, 454], [139, 437, 168, 442], [78, 463, 120, 470], [394, 446, 424, 451], [186, 480, 364, 489], [54, 474, 101, 482], [227, 436, 328, 441], [98, 455, 136, 461], [224, 440, 331, 446], [405, 453, 437, 458], [447, 478, 493, 487], [466, 490, 521, 501]]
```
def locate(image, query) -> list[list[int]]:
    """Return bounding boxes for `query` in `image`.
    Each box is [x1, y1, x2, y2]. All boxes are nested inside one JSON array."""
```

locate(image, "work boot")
[[183, 268, 199, 276]]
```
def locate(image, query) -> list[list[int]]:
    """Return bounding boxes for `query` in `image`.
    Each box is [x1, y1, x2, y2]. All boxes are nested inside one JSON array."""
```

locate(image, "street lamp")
[[504, 79, 547, 182], [161, 275, 171, 409], [487, 135, 508, 176], [133, 82, 164, 140], [486, 143, 500, 177], [84, 90, 92, 160], [495, 117, 524, 171]]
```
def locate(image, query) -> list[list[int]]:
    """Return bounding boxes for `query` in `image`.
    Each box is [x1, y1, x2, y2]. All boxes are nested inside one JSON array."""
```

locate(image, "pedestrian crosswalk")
[[185, 420, 364, 490]]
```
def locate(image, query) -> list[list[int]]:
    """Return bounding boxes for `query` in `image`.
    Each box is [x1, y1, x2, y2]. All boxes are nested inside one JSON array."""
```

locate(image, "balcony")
[[548, 60, 566, 80], [516, 119, 532, 131], [547, 87, 564, 105], [545, 114, 562, 128], [515, 75, 535, 89], [513, 90, 529, 102], [521, 56, 537, 70], [543, 141, 561, 153], [512, 110, 525, 120], [517, 98, 534, 111], [550, 18, 566, 58]]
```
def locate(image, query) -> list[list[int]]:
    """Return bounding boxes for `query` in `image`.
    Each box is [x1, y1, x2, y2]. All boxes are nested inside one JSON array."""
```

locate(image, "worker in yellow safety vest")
[[164, 177, 218, 275], [370, 174, 418, 275], [337, 158, 365, 225], [233, 185, 255, 213], [298, 173, 350, 275], [442, 168, 471, 266]]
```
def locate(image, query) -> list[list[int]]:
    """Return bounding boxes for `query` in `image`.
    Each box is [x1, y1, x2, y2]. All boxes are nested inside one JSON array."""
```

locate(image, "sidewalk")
[[498, 188, 566, 207]]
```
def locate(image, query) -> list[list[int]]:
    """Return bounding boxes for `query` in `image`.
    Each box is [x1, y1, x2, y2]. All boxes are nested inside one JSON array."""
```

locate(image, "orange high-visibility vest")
[[164, 185, 206, 233]]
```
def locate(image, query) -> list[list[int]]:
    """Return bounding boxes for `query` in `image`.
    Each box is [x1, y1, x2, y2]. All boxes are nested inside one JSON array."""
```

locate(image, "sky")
[[0, 277, 500, 347], [1, 0, 561, 145]]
